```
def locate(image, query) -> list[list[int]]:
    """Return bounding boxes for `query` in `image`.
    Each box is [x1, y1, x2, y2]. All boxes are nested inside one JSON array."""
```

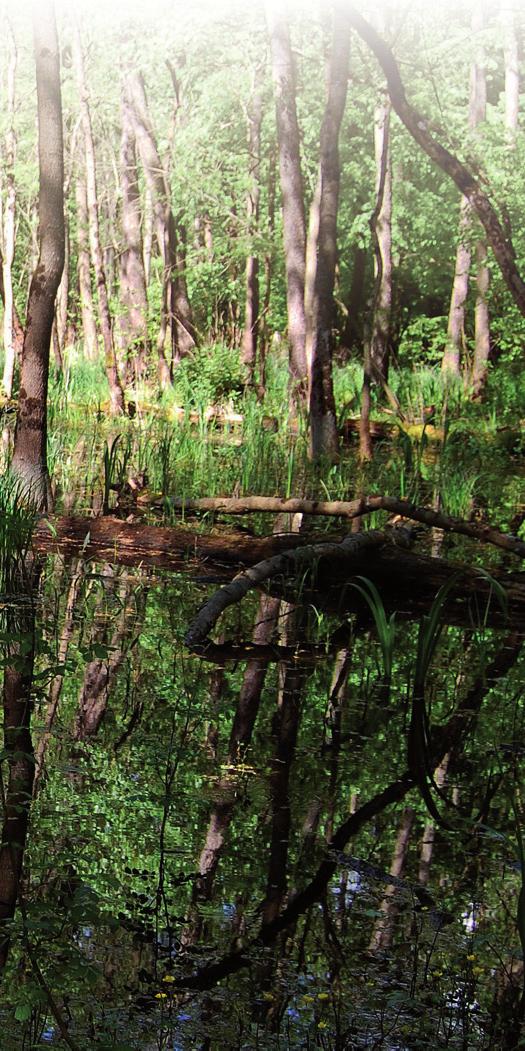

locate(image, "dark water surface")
[[0, 540, 521, 1050]]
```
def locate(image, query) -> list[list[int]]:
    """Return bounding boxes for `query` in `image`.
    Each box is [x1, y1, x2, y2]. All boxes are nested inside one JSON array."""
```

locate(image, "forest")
[[0, 0, 524, 1047]]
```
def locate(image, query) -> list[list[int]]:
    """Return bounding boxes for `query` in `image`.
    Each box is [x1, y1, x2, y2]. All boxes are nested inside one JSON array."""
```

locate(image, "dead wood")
[[135, 493, 525, 560], [185, 529, 390, 648], [32, 514, 327, 570]]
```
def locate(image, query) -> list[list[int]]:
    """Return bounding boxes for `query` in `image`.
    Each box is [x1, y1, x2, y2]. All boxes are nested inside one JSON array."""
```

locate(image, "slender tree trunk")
[[143, 183, 153, 284], [369, 96, 392, 383], [183, 594, 281, 947], [260, 145, 277, 392], [341, 244, 366, 355], [418, 755, 449, 886], [73, 25, 125, 414], [443, 197, 471, 375], [119, 84, 149, 385], [347, 5, 525, 321], [33, 561, 84, 791], [241, 66, 263, 383], [306, 8, 349, 459], [2, 20, 18, 398], [127, 72, 196, 383], [0, 0, 64, 971], [75, 174, 98, 361], [368, 806, 415, 953], [471, 8, 490, 395], [502, 0, 519, 141], [12, 3, 65, 504], [266, 0, 307, 395]]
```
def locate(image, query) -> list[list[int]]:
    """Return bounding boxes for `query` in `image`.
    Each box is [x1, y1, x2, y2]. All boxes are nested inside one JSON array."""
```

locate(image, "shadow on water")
[[0, 522, 523, 1049]]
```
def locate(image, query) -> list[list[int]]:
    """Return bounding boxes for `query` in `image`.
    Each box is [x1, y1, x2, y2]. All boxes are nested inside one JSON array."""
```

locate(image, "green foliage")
[[172, 343, 246, 409]]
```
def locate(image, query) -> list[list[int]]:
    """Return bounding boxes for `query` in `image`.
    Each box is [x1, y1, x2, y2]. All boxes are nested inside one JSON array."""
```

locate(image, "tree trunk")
[[306, 7, 349, 460], [0, 0, 64, 970], [266, 0, 307, 395], [470, 8, 490, 395], [119, 83, 149, 386], [369, 806, 415, 953], [73, 24, 125, 414], [443, 198, 470, 376], [241, 65, 263, 383], [502, 0, 519, 140], [127, 71, 196, 383], [12, 2, 65, 505], [75, 174, 98, 361], [347, 5, 525, 321], [2, 20, 18, 398], [369, 96, 392, 383]]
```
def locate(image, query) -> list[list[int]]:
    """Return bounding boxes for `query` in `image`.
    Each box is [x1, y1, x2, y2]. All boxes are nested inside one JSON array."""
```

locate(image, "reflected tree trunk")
[[182, 593, 280, 946], [368, 806, 415, 953], [75, 578, 147, 741], [418, 754, 449, 886], [33, 561, 84, 792]]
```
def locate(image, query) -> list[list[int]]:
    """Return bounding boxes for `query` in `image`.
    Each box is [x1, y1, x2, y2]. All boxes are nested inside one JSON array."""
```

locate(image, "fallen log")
[[32, 514, 328, 571], [136, 493, 525, 560]]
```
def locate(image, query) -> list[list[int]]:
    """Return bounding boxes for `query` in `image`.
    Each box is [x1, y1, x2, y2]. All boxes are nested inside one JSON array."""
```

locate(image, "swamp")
[[0, 0, 525, 1047]]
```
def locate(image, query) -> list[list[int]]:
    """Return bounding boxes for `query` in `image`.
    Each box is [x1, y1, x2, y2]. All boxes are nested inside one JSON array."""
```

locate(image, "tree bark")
[[502, 0, 519, 140], [119, 83, 149, 385], [346, 5, 525, 321], [369, 806, 415, 953], [73, 24, 125, 414], [266, 0, 307, 394], [127, 71, 196, 382], [443, 197, 470, 376], [241, 65, 263, 383], [2, 19, 18, 398], [0, 0, 64, 969], [75, 173, 98, 360], [11, 2, 65, 506], [306, 6, 350, 460], [470, 8, 490, 395], [369, 95, 392, 383]]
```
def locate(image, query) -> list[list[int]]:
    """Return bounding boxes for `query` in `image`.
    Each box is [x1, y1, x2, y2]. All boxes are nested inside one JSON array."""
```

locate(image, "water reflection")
[[0, 535, 522, 1049]]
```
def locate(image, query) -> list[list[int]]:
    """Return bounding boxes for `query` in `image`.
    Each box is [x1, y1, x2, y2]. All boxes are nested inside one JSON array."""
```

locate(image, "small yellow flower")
[[262, 991, 274, 1001], [155, 992, 168, 1000], [317, 992, 329, 1001], [466, 953, 476, 962], [302, 995, 314, 1004], [162, 975, 175, 983], [472, 966, 484, 977], [318, 1021, 328, 1030], [432, 970, 443, 978]]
